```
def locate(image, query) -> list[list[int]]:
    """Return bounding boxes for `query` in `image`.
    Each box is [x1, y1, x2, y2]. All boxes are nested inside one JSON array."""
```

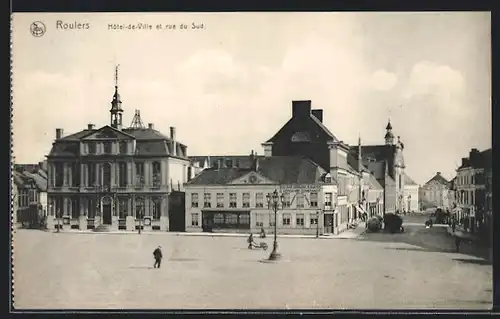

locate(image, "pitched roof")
[[189, 155, 265, 168], [424, 173, 449, 186], [368, 173, 383, 190], [404, 173, 418, 186], [265, 114, 340, 143], [12, 170, 47, 191], [186, 156, 330, 186], [355, 144, 396, 162]]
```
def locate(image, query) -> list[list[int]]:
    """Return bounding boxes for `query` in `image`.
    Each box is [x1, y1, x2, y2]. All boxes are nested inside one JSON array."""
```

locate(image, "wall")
[[384, 175, 397, 214], [403, 185, 419, 212], [167, 157, 190, 192]]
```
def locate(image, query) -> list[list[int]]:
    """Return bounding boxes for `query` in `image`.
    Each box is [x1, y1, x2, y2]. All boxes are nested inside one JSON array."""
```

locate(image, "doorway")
[[324, 214, 333, 234], [102, 204, 112, 224]]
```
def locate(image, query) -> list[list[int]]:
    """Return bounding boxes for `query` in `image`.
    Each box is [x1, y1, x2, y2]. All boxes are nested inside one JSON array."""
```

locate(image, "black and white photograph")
[[11, 12, 492, 310]]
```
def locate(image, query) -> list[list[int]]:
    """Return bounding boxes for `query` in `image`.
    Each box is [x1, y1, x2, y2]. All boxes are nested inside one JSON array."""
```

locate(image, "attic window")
[[291, 131, 311, 142]]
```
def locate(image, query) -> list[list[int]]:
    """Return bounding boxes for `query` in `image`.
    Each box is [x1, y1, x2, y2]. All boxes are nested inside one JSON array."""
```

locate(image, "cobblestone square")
[[13, 229, 492, 310]]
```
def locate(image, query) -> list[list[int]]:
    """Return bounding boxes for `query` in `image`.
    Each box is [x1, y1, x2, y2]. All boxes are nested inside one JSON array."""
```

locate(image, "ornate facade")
[[46, 67, 190, 231]]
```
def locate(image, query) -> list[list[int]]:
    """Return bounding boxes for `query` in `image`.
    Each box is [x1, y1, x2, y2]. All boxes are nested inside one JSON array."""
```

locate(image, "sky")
[[12, 12, 491, 185]]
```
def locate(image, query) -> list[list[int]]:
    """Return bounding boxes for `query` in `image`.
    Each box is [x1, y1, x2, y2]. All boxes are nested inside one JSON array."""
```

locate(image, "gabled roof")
[[404, 173, 418, 186], [368, 173, 383, 190], [424, 173, 449, 187], [265, 114, 340, 144], [186, 156, 331, 186]]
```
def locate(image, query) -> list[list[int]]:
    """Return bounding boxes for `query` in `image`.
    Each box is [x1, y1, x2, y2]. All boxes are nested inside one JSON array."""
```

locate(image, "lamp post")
[[266, 189, 285, 261], [407, 195, 411, 213], [316, 210, 320, 238]]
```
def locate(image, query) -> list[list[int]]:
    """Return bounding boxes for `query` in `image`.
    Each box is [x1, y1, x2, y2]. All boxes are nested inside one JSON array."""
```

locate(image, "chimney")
[[170, 127, 176, 156], [170, 127, 176, 140], [253, 154, 259, 171], [38, 161, 44, 170], [311, 109, 323, 122], [56, 128, 64, 139], [87, 124, 95, 130], [437, 172, 441, 175], [292, 100, 312, 118], [148, 123, 154, 130]]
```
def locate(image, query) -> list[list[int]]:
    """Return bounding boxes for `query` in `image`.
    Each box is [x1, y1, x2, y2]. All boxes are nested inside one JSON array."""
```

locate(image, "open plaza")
[[13, 215, 492, 310]]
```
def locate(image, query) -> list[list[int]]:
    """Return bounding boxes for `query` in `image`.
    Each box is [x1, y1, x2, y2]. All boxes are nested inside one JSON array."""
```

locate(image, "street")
[[13, 225, 492, 310]]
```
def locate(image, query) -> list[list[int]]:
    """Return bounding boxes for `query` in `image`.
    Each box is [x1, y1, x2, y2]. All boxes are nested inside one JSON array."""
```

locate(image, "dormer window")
[[325, 177, 332, 183]]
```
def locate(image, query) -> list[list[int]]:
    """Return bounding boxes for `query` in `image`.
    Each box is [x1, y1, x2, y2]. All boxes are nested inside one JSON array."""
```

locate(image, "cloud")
[[369, 69, 398, 91]]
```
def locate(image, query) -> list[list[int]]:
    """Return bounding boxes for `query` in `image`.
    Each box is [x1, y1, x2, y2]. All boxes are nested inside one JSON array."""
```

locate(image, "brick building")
[[45, 67, 190, 232]]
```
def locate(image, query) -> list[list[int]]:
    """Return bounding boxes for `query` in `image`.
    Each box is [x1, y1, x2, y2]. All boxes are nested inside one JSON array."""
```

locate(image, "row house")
[[46, 68, 190, 232], [185, 154, 338, 235], [12, 163, 48, 226], [455, 148, 492, 233]]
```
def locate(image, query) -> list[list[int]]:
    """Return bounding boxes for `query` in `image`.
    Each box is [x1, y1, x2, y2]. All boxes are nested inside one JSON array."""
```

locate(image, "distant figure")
[[455, 236, 462, 253], [260, 227, 266, 238], [247, 233, 254, 249], [153, 245, 163, 268]]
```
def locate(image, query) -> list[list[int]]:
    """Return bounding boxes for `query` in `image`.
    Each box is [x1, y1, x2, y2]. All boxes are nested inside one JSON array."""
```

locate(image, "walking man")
[[153, 245, 163, 269]]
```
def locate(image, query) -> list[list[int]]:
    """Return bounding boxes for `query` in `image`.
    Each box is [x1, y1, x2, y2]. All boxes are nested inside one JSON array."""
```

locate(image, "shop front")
[[202, 210, 251, 233]]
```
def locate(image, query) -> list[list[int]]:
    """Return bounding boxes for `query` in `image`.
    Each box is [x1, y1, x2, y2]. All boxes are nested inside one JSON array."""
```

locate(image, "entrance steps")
[[93, 224, 111, 233]]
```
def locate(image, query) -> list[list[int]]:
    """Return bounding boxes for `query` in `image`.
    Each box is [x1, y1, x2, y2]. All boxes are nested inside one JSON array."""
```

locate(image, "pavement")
[[35, 221, 368, 240], [13, 223, 492, 310]]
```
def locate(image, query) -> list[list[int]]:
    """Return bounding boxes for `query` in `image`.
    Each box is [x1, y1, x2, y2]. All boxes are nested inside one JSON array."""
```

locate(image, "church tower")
[[384, 119, 395, 145], [110, 65, 124, 130]]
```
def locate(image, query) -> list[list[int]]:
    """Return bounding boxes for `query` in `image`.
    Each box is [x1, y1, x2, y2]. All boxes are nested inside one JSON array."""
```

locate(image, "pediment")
[[229, 171, 275, 185], [82, 126, 135, 141]]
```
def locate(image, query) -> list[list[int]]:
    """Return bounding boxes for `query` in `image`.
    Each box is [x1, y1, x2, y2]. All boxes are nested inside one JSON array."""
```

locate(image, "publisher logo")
[[30, 21, 46, 37]]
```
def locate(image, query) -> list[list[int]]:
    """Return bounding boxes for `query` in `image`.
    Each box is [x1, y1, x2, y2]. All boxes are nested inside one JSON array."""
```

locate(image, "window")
[[204, 193, 211, 208], [239, 213, 250, 225], [152, 161, 161, 187], [119, 141, 127, 154], [88, 143, 96, 155], [103, 142, 112, 154], [135, 197, 145, 218], [54, 162, 64, 187], [310, 216, 318, 228], [211, 192, 223, 208], [226, 213, 238, 224], [87, 163, 96, 187], [87, 198, 96, 218], [214, 213, 224, 224], [70, 163, 80, 187], [255, 193, 264, 207], [191, 193, 199, 208], [117, 162, 127, 187], [282, 193, 291, 207], [191, 213, 199, 226], [325, 192, 333, 209], [255, 214, 264, 227], [151, 197, 162, 220], [242, 193, 250, 208], [28, 189, 37, 203], [296, 213, 304, 227], [135, 162, 145, 186], [296, 194, 305, 208], [118, 198, 128, 219], [282, 213, 291, 226], [225, 159, 233, 168], [229, 193, 237, 208], [269, 213, 276, 226], [55, 197, 64, 218], [309, 192, 318, 207], [325, 176, 332, 183]]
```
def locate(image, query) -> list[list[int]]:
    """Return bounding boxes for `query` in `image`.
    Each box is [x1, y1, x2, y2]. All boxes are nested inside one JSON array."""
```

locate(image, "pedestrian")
[[455, 236, 462, 253], [247, 233, 254, 249], [153, 245, 163, 268], [452, 218, 456, 232]]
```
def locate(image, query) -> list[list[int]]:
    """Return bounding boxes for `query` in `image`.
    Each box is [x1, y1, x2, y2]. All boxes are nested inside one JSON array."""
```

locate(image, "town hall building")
[[45, 67, 190, 232]]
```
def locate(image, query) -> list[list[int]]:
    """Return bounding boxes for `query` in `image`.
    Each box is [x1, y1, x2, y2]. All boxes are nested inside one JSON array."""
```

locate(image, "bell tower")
[[384, 119, 394, 145], [110, 65, 124, 130]]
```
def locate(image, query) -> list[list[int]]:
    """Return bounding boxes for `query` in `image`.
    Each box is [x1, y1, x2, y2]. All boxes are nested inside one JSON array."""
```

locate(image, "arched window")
[[290, 131, 311, 142]]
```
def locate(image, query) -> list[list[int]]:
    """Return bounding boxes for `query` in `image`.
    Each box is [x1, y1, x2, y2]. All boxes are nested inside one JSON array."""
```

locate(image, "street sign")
[[280, 184, 320, 192]]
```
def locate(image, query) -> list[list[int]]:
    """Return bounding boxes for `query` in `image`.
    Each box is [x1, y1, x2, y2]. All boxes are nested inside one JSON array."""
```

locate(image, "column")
[[160, 195, 169, 231], [68, 164, 73, 187], [127, 196, 132, 216], [80, 163, 85, 188], [95, 163, 100, 185], [144, 162, 149, 187], [161, 160, 166, 187]]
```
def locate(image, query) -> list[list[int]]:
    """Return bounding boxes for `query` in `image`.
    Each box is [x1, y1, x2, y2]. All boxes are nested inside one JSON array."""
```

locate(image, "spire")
[[130, 109, 145, 129], [357, 134, 362, 174], [110, 64, 124, 130], [384, 118, 394, 145]]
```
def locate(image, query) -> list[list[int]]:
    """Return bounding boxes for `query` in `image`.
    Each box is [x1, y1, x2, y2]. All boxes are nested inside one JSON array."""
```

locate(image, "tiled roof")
[[368, 173, 383, 190], [12, 170, 47, 191], [187, 156, 330, 186], [355, 145, 396, 162], [425, 173, 449, 186], [365, 161, 386, 180], [404, 173, 418, 186], [49, 126, 188, 158], [265, 114, 340, 143]]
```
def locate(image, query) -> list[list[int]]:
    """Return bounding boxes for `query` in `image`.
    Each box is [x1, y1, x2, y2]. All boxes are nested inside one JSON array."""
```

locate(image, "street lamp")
[[316, 210, 320, 238], [266, 189, 285, 261]]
